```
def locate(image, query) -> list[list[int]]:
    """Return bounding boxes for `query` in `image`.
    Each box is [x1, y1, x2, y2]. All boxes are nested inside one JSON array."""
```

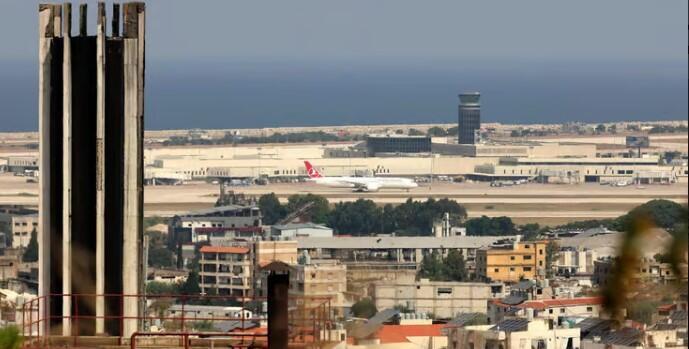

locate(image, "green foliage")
[[427, 126, 448, 137], [179, 270, 201, 295], [520, 223, 541, 241], [286, 194, 330, 223], [554, 219, 614, 231], [627, 300, 660, 325], [144, 216, 168, 231], [613, 199, 686, 232], [648, 124, 688, 134], [446, 126, 458, 136], [465, 216, 516, 236], [258, 193, 285, 225], [0, 326, 22, 349], [418, 249, 468, 282], [545, 241, 559, 278], [327, 199, 382, 236], [388, 198, 467, 236], [146, 281, 180, 295], [22, 228, 38, 262], [351, 298, 378, 319], [149, 247, 175, 268], [408, 128, 425, 136]]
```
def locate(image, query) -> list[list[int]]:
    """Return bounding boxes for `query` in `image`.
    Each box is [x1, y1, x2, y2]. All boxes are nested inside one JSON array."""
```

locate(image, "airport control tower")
[[458, 92, 481, 144], [38, 2, 145, 337]]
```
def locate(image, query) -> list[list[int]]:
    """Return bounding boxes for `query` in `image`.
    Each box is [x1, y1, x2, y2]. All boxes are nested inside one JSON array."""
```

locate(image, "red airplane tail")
[[304, 161, 322, 178]]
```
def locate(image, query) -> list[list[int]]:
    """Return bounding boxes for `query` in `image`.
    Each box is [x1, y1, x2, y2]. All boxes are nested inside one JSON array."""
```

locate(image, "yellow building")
[[475, 241, 547, 283]]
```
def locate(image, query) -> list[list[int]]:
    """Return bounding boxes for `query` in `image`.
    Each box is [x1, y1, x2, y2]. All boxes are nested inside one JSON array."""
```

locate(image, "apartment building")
[[373, 279, 504, 319], [594, 258, 689, 286], [476, 241, 548, 283], [290, 259, 347, 318], [199, 245, 253, 298], [11, 214, 38, 248], [555, 248, 598, 275]]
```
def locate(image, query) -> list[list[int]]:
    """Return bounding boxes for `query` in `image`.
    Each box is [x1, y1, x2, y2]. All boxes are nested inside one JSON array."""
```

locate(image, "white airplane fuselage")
[[308, 176, 418, 191]]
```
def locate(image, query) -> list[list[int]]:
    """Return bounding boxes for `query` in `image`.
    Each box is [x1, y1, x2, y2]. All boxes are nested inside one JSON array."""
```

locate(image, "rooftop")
[[199, 246, 250, 254], [271, 223, 331, 231], [375, 324, 445, 343], [517, 296, 603, 310], [296, 235, 514, 250]]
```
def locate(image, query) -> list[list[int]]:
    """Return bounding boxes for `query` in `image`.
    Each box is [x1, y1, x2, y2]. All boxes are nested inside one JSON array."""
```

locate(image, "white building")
[[270, 223, 333, 238], [556, 248, 598, 275], [448, 318, 580, 349]]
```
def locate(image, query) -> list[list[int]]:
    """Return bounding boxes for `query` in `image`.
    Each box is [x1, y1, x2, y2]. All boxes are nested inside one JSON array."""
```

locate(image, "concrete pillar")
[[38, 3, 62, 337], [61, 2, 72, 336], [95, 2, 106, 335]]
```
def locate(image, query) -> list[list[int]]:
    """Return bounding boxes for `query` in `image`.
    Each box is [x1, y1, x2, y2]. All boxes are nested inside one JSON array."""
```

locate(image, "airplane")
[[303, 161, 419, 192]]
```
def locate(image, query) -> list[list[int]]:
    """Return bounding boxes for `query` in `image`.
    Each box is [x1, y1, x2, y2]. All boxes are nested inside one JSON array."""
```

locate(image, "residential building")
[[594, 258, 689, 286], [253, 240, 298, 297], [146, 268, 188, 284], [476, 240, 548, 283], [169, 205, 262, 244], [576, 318, 645, 349], [556, 247, 598, 275], [296, 235, 512, 265], [372, 279, 503, 319], [515, 297, 603, 322], [447, 318, 580, 349], [165, 305, 252, 321], [199, 245, 253, 298], [290, 259, 347, 318], [11, 214, 37, 248], [270, 223, 333, 238]]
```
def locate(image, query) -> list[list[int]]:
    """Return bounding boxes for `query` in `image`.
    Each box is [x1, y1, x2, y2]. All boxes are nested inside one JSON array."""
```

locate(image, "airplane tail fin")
[[304, 161, 322, 178]]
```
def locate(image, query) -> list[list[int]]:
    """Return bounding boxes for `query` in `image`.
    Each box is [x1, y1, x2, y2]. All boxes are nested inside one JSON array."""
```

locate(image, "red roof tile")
[[199, 246, 250, 254], [375, 324, 445, 343], [517, 297, 603, 310]]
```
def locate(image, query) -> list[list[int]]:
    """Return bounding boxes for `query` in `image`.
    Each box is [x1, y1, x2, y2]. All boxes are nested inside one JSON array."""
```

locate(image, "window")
[[494, 268, 499, 273], [510, 267, 515, 272], [437, 287, 453, 295], [549, 309, 553, 314], [523, 267, 532, 272], [510, 256, 515, 261], [539, 261, 543, 266], [560, 308, 565, 313], [586, 307, 593, 312], [524, 244, 530, 249], [524, 255, 532, 260], [539, 249, 544, 255]]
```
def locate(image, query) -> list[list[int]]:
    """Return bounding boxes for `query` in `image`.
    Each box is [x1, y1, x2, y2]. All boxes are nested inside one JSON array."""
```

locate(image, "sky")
[[0, 0, 687, 131]]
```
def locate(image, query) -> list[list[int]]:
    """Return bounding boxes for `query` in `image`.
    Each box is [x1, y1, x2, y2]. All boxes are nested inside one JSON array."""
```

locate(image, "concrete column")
[[61, 2, 72, 336], [122, 3, 145, 337], [95, 2, 106, 335], [38, 3, 61, 337]]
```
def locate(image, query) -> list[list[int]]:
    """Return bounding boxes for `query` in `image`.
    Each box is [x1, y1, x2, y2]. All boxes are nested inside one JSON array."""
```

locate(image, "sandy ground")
[[3, 173, 685, 224]]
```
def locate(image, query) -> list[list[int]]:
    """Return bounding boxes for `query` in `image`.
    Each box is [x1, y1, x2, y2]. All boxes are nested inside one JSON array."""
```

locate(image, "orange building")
[[475, 241, 547, 282]]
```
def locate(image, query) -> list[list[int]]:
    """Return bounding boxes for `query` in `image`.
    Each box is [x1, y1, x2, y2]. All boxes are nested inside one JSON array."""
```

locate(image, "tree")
[[418, 250, 444, 280], [327, 199, 382, 235], [258, 193, 285, 225], [146, 281, 180, 295], [444, 250, 468, 281], [519, 223, 541, 241], [351, 298, 378, 319], [22, 228, 38, 262], [408, 128, 424, 136], [465, 216, 516, 236], [613, 199, 686, 232], [179, 270, 201, 295], [595, 124, 606, 134], [149, 247, 175, 268], [427, 126, 448, 137], [545, 240, 559, 278], [285, 194, 330, 223]]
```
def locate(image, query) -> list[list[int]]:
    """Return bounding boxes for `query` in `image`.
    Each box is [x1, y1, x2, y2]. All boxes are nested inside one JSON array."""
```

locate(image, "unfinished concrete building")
[[38, 2, 145, 337]]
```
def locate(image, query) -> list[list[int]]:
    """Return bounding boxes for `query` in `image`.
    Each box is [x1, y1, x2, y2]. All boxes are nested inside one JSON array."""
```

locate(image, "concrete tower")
[[38, 2, 145, 337], [458, 92, 481, 144]]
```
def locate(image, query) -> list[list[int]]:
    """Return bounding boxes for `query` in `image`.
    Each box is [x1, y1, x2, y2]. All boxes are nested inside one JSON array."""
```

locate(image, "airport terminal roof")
[[271, 223, 331, 231], [295, 235, 513, 250]]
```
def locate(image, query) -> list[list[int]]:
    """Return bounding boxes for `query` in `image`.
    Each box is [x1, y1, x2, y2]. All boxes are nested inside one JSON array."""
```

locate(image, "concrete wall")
[[373, 280, 494, 319]]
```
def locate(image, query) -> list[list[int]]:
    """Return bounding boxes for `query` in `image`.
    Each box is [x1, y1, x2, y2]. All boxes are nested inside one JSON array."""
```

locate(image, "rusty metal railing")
[[20, 293, 333, 348]]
